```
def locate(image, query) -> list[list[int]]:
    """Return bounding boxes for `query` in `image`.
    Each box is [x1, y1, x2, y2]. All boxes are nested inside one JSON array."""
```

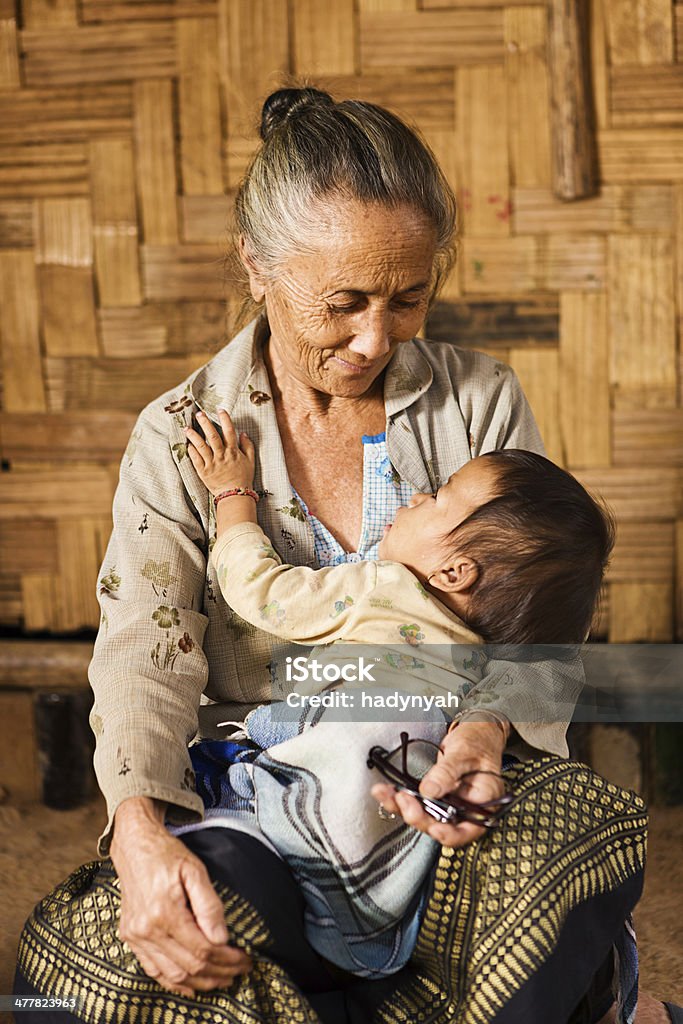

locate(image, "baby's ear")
[[429, 556, 479, 594]]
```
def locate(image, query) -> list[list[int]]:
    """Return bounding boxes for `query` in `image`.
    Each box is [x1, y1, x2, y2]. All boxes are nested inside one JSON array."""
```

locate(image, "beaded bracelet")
[[214, 487, 260, 507]]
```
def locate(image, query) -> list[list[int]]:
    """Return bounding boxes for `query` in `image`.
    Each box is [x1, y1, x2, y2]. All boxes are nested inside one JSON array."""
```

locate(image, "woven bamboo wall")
[[0, 0, 681, 641]]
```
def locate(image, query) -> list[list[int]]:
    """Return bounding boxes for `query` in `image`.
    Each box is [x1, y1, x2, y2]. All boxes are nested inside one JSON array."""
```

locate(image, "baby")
[[181, 408, 614, 978], [185, 408, 612, 652]]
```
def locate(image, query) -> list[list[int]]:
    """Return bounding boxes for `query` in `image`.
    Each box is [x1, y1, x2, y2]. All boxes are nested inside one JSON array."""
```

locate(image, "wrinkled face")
[[377, 457, 501, 579], [243, 197, 437, 397]]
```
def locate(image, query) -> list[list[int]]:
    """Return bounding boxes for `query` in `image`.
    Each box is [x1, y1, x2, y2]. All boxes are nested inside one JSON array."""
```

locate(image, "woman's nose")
[[347, 309, 391, 360]]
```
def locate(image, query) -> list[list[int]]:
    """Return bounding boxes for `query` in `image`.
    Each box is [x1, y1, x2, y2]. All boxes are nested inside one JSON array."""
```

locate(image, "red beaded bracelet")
[[214, 487, 260, 507]]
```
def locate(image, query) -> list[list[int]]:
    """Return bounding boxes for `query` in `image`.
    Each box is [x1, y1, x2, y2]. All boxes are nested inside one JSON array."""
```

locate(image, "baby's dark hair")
[[451, 450, 615, 645]]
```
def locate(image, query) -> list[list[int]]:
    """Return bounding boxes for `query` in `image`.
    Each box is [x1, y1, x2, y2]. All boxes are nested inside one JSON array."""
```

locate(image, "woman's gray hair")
[[234, 87, 457, 298]]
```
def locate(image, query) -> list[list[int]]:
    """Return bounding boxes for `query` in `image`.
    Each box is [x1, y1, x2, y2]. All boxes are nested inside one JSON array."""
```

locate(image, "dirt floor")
[[1, 799, 682, 1014]]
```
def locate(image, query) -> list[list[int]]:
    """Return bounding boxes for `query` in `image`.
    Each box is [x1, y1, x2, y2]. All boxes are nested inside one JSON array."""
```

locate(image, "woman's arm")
[[458, 653, 583, 758], [91, 412, 209, 849], [441, 349, 578, 757], [451, 349, 546, 458], [111, 795, 251, 995], [91, 403, 251, 993]]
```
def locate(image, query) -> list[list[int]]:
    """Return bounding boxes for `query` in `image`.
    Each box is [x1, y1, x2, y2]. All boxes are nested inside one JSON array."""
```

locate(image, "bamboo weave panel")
[[0, 0, 681, 642]]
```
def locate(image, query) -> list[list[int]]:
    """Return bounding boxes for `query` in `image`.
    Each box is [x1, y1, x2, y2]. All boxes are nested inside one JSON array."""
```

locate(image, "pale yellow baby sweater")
[[212, 522, 576, 756]]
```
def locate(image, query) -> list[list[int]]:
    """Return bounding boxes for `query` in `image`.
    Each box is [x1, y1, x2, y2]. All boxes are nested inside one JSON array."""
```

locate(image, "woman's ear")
[[238, 236, 266, 304], [428, 556, 479, 594]]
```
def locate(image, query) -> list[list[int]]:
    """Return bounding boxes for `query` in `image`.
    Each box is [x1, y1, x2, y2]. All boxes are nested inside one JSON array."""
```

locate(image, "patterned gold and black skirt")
[[15, 756, 647, 1024]]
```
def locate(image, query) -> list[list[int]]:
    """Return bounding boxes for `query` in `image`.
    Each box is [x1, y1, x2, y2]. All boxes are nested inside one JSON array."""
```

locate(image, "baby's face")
[[377, 457, 500, 580]]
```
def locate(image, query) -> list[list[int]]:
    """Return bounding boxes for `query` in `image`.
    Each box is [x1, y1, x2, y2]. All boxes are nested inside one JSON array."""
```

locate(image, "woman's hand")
[[371, 720, 508, 849], [185, 409, 255, 496], [111, 797, 252, 996]]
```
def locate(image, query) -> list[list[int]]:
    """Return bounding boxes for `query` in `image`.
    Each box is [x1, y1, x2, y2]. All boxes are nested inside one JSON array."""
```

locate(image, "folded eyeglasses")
[[367, 731, 514, 829]]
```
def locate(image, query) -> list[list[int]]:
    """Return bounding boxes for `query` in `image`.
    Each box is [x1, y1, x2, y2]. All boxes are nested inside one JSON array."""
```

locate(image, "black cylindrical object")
[[35, 691, 95, 809]]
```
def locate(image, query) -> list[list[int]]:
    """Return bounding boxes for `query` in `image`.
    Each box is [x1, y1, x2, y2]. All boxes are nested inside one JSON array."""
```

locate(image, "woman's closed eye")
[[328, 299, 364, 314], [326, 291, 427, 316]]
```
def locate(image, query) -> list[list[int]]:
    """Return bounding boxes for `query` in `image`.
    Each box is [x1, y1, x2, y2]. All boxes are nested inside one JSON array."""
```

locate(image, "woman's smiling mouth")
[[329, 355, 377, 374]]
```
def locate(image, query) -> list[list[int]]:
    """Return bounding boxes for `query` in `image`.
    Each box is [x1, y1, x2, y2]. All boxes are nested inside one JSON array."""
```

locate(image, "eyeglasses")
[[367, 731, 513, 829]]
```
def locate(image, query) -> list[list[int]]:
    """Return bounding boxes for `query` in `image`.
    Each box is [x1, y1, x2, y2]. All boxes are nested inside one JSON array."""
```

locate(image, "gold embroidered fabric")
[[16, 757, 647, 1024]]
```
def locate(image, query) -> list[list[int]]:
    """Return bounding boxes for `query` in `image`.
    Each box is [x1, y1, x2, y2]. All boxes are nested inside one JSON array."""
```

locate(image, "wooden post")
[[547, 0, 598, 200]]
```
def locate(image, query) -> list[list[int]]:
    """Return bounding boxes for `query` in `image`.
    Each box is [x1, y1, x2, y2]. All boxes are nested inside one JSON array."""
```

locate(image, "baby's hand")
[[185, 409, 255, 496]]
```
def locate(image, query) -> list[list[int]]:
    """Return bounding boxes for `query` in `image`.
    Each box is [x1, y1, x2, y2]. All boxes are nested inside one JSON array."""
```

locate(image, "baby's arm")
[[185, 409, 257, 535], [185, 409, 375, 645]]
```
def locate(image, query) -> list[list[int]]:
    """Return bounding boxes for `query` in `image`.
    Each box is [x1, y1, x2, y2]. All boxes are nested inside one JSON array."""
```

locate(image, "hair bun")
[[259, 87, 334, 141]]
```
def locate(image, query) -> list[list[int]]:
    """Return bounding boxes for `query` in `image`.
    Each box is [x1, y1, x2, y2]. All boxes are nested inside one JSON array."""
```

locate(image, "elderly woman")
[[16, 88, 651, 1024]]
